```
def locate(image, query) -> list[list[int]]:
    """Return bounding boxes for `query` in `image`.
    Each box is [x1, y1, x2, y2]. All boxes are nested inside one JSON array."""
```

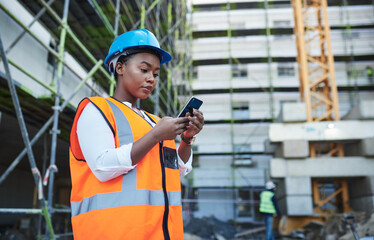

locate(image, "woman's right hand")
[[152, 117, 189, 141]]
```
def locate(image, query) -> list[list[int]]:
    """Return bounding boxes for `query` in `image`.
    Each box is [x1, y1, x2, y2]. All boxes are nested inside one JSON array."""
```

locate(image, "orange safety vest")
[[70, 96, 184, 240]]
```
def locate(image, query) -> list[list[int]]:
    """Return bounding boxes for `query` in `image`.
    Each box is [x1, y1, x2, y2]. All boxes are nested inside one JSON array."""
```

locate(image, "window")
[[232, 101, 249, 119], [237, 189, 253, 217], [237, 188, 263, 220], [278, 64, 295, 77], [232, 65, 247, 78], [343, 32, 360, 39], [234, 144, 251, 153], [233, 145, 253, 166]]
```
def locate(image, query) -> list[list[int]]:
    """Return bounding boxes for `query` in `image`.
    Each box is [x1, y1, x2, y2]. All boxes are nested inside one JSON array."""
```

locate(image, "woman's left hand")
[[183, 109, 204, 138]]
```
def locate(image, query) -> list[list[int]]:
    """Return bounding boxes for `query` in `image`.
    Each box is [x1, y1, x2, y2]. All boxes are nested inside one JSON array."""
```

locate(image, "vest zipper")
[[159, 141, 171, 240]]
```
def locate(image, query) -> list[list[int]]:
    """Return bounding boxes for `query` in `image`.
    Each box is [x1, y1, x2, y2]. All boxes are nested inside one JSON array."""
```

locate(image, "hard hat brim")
[[105, 46, 172, 73]]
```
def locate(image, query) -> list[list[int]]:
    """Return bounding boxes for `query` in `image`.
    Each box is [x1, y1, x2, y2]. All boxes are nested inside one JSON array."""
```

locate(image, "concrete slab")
[[281, 140, 309, 159], [269, 120, 374, 142], [270, 157, 374, 178], [361, 100, 374, 119], [285, 177, 312, 195], [278, 102, 307, 123]]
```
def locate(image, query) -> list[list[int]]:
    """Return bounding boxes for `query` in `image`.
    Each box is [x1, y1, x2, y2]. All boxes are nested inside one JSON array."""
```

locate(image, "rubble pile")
[[302, 212, 374, 240], [184, 216, 237, 240], [340, 212, 374, 240]]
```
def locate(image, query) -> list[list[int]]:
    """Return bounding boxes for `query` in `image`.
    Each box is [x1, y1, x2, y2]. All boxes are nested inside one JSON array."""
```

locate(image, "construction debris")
[[339, 212, 374, 240], [296, 212, 374, 240], [184, 216, 237, 240], [234, 226, 266, 239]]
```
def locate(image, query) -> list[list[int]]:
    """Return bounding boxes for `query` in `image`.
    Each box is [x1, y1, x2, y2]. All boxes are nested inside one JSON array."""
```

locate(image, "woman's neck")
[[113, 90, 137, 106]]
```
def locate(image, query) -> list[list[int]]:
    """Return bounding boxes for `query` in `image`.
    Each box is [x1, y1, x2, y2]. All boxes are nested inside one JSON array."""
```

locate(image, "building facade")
[[187, 0, 374, 223]]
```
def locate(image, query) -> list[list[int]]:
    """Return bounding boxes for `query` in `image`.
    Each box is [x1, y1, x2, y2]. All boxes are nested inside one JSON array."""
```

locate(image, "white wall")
[[192, 29, 374, 60], [189, 0, 374, 221], [192, 6, 374, 31], [192, 61, 374, 90], [193, 189, 235, 221]]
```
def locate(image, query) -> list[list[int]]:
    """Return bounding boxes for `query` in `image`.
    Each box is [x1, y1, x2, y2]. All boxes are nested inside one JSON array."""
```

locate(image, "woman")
[[69, 29, 204, 240]]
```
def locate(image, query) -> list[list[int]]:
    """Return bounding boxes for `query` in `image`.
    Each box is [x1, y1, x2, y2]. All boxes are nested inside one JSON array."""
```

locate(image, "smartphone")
[[177, 96, 203, 118]]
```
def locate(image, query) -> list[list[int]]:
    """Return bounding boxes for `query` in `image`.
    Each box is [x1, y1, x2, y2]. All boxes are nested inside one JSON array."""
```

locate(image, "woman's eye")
[[141, 69, 147, 73], [153, 74, 159, 78]]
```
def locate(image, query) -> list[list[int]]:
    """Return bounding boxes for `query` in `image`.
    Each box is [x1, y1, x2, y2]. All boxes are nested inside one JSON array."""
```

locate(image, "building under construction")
[[0, 0, 373, 239]]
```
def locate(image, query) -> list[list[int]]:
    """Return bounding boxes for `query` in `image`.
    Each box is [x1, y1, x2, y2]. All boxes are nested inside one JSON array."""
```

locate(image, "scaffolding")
[[0, 0, 192, 238]]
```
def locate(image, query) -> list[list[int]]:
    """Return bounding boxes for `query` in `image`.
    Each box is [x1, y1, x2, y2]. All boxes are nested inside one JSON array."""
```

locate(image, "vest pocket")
[[163, 147, 178, 169]]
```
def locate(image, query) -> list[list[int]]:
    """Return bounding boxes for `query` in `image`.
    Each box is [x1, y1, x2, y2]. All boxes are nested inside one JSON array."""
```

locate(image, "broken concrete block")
[[285, 177, 312, 195], [286, 195, 314, 215], [279, 102, 307, 123], [282, 140, 309, 159]]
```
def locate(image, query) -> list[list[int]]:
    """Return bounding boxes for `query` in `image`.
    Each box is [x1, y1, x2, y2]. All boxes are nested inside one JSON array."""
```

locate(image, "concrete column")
[[277, 177, 313, 216]]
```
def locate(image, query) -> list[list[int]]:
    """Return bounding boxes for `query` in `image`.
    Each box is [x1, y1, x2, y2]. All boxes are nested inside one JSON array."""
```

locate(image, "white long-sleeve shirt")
[[76, 101, 193, 182]]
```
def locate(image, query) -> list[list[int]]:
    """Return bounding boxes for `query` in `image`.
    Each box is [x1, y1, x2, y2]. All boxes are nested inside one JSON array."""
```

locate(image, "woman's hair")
[[114, 54, 134, 82], [114, 48, 162, 82]]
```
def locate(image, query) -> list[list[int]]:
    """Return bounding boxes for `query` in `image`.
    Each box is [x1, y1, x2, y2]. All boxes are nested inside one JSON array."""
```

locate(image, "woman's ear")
[[115, 62, 125, 77]]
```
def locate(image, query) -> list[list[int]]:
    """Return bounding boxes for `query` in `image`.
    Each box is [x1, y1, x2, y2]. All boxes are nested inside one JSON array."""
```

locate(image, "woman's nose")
[[146, 73, 155, 82]]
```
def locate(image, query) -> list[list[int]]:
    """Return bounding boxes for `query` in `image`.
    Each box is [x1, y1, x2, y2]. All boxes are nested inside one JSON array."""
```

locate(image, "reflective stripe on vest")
[[71, 170, 181, 217], [259, 191, 276, 214], [70, 98, 181, 217]]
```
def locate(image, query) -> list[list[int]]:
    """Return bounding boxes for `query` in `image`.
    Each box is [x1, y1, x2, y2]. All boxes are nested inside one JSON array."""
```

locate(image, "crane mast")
[[292, 0, 351, 216]]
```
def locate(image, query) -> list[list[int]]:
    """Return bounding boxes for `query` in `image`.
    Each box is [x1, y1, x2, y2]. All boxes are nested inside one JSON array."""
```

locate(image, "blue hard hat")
[[104, 29, 172, 73]]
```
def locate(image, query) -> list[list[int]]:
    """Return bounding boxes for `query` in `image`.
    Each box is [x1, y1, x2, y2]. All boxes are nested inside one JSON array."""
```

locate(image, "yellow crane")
[[280, 0, 352, 233]]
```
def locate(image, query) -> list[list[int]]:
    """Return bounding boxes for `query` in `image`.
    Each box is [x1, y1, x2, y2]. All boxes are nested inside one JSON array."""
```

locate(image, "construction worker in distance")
[[69, 29, 204, 239], [259, 181, 282, 240], [366, 66, 373, 83]]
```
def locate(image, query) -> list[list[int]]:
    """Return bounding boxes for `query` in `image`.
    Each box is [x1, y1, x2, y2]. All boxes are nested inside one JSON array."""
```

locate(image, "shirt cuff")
[[177, 150, 193, 177], [116, 143, 136, 171]]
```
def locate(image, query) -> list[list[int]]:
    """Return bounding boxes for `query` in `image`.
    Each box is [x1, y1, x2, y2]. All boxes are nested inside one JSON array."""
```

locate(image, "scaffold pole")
[[46, 3, 70, 238], [0, 33, 55, 240]]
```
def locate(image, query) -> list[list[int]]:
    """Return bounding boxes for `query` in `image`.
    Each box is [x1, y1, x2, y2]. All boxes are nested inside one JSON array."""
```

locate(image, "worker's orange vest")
[[69, 96, 183, 240]]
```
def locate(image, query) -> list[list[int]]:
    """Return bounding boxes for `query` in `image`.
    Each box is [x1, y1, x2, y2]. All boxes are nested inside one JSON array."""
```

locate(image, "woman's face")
[[117, 52, 160, 104]]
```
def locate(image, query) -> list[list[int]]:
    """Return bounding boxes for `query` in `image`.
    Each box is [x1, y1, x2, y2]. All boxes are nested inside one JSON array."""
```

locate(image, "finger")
[[188, 117, 203, 130], [176, 117, 189, 124], [192, 109, 204, 123], [185, 122, 200, 136], [179, 122, 189, 130], [177, 126, 188, 135]]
